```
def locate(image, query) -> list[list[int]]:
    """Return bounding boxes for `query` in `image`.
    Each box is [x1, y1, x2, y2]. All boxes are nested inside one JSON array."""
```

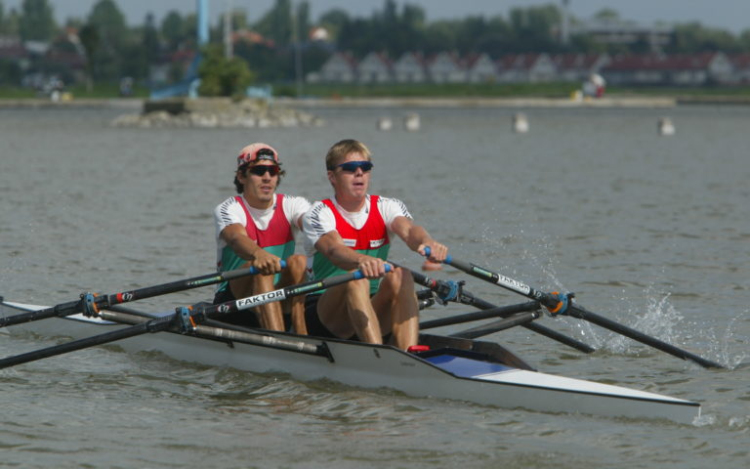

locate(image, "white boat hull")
[[0, 300, 700, 423]]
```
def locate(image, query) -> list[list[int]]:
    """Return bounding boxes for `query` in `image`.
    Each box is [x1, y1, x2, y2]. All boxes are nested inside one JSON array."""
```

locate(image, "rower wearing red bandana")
[[213, 142, 310, 333]]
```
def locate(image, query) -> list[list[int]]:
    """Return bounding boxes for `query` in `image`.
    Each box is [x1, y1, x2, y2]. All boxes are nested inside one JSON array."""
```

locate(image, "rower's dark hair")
[[234, 163, 285, 193]]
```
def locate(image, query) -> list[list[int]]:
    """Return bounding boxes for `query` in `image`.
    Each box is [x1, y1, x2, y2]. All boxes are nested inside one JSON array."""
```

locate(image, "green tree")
[[3, 8, 20, 36], [142, 12, 160, 65], [296, 1, 310, 41], [78, 23, 99, 90], [255, 0, 292, 46], [739, 29, 750, 52], [508, 5, 561, 52], [198, 44, 254, 97], [19, 0, 56, 41], [88, 0, 127, 49], [318, 8, 350, 41], [85, 0, 127, 81], [668, 23, 739, 53], [593, 8, 620, 21], [161, 10, 185, 52], [424, 20, 458, 55]]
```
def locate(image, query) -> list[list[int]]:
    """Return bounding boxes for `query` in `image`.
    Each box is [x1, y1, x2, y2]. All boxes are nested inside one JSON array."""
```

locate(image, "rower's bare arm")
[[220, 224, 281, 273], [315, 231, 386, 278], [391, 216, 448, 262]]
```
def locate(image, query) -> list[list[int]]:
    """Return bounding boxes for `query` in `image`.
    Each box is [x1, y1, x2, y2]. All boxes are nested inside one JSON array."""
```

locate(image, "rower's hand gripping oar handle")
[[77, 262, 287, 318], [422, 247, 571, 315], [174, 264, 391, 333]]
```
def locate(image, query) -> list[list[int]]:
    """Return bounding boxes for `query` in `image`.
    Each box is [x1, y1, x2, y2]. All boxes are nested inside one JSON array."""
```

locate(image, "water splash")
[[693, 413, 717, 427], [706, 315, 748, 370]]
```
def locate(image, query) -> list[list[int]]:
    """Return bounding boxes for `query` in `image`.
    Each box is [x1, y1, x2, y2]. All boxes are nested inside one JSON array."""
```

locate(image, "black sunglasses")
[[334, 161, 374, 173], [247, 165, 281, 176]]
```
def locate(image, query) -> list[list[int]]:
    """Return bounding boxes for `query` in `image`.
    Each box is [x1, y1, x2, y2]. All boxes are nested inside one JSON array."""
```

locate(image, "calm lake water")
[[1, 103, 748, 469]]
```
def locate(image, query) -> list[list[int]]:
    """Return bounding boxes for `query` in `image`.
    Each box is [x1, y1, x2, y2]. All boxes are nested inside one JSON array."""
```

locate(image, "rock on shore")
[[111, 98, 324, 128]]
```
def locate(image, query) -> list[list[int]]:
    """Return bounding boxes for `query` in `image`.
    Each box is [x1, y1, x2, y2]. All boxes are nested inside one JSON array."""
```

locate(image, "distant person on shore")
[[301, 139, 448, 350], [119, 77, 133, 97], [213, 143, 310, 333]]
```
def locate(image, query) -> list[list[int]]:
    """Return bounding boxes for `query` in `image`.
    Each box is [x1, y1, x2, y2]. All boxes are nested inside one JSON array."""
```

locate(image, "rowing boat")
[[0, 298, 701, 423]]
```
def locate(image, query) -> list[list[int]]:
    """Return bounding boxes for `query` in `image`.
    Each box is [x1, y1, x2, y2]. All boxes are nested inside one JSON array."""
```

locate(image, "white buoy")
[[658, 117, 675, 136], [377, 117, 393, 131], [513, 113, 529, 133], [404, 113, 420, 131]]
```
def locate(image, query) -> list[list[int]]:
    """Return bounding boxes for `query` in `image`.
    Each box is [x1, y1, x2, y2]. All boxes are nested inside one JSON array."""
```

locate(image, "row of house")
[[3, 28, 749, 89], [0, 33, 86, 87], [308, 51, 750, 87]]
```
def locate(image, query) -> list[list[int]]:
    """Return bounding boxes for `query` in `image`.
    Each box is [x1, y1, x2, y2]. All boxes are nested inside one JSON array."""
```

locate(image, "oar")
[[419, 302, 540, 330], [424, 248, 723, 369], [0, 262, 284, 328], [450, 311, 542, 339], [397, 262, 595, 353], [91, 307, 332, 360], [0, 267, 382, 369]]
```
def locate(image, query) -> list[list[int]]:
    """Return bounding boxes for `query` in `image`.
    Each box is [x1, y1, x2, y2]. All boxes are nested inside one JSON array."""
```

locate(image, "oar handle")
[[423, 247, 562, 309], [189, 265, 391, 324], [99, 261, 286, 309]]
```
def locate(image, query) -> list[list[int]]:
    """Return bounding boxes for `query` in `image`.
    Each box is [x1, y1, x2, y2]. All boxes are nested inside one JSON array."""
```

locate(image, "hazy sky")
[[6, 0, 750, 34]]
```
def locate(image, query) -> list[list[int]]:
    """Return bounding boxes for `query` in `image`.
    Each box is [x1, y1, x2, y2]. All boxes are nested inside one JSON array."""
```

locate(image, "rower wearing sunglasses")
[[212, 143, 311, 333], [302, 139, 448, 350]]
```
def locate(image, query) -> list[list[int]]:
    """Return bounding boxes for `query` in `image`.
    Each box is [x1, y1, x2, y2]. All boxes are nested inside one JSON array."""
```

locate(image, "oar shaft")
[[0, 268, 372, 369], [436, 250, 723, 369], [0, 300, 79, 328], [420, 302, 539, 330], [0, 318, 169, 369], [467, 294, 594, 353], [451, 311, 541, 339], [407, 267, 594, 353], [445, 256, 558, 307], [568, 304, 724, 369], [0, 264, 277, 328]]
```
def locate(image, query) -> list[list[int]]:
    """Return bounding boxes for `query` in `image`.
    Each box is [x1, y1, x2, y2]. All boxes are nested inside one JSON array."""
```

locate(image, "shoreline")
[[2, 95, 750, 109], [279, 96, 677, 108]]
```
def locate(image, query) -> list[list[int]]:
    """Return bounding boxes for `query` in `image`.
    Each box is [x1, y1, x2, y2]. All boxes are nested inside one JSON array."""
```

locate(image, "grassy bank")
[[3, 82, 750, 101], [0, 83, 151, 99]]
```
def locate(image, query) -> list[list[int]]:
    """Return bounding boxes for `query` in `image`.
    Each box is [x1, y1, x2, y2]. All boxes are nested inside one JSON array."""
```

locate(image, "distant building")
[[232, 29, 275, 48], [602, 52, 733, 86], [307, 51, 358, 83], [497, 54, 557, 83], [465, 53, 498, 83], [150, 49, 196, 86], [303, 49, 745, 86], [393, 52, 429, 83], [358, 52, 394, 83], [427, 52, 466, 83], [553, 54, 610, 82], [0, 36, 28, 62], [570, 18, 674, 53], [729, 54, 750, 84]]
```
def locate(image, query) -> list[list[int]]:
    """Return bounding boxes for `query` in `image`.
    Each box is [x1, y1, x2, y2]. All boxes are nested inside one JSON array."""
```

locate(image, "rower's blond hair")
[[325, 139, 372, 170]]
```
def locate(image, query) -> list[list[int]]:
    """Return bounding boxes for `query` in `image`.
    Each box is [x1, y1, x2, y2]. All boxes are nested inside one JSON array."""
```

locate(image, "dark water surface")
[[1, 104, 748, 468]]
